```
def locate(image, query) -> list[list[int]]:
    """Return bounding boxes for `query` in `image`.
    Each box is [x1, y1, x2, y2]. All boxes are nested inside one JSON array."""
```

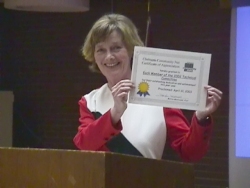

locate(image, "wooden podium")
[[0, 147, 194, 188]]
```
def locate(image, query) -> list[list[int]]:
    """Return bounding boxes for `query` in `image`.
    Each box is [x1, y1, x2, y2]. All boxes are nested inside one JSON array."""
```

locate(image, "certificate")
[[128, 46, 211, 111]]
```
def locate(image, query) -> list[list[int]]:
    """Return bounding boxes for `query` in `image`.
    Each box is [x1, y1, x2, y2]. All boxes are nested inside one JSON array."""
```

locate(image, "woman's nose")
[[105, 51, 115, 60]]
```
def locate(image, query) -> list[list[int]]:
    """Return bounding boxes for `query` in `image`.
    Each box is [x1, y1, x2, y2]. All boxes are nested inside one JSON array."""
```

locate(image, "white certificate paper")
[[128, 46, 211, 111]]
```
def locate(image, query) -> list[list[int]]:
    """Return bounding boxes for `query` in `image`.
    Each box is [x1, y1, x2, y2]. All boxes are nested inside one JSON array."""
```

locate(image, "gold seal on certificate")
[[128, 46, 211, 111]]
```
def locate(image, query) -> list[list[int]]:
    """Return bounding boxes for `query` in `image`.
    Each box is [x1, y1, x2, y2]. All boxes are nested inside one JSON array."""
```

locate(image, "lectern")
[[0, 147, 194, 188]]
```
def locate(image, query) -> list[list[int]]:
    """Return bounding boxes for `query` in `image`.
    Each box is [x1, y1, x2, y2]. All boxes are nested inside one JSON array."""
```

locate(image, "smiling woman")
[[73, 13, 223, 161], [93, 31, 132, 87], [82, 14, 143, 73]]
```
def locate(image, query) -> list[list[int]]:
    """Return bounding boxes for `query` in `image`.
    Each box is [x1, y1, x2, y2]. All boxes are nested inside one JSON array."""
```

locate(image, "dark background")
[[0, 1, 230, 187]]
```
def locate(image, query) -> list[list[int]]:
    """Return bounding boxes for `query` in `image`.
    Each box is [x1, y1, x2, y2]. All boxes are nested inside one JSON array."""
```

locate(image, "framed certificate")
[[128, 46, 211, 111]]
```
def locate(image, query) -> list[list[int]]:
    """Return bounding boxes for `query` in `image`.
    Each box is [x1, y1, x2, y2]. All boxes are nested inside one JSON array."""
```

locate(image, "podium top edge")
[[0, 147, 101, 154], [0, 147, 193, 166]]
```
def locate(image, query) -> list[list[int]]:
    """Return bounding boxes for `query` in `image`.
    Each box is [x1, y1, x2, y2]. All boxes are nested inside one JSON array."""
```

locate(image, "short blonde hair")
[[82, 13, 144, 72]]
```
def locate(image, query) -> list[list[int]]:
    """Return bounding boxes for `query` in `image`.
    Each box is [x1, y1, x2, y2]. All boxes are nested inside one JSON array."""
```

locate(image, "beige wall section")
[[0, 91, 14, 146]]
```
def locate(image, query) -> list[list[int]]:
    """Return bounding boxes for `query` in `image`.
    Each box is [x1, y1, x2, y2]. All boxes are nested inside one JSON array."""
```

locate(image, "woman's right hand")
[[110, 79, 134, 124]]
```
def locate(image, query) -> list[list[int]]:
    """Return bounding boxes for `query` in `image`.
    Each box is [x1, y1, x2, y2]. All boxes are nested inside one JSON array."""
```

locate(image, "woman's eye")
[[113, 46, 121, 51], [96, 48, 104, 53]]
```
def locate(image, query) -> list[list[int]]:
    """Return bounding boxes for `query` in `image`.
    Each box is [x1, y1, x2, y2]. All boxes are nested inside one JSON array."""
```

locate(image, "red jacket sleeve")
[[73, 97, 122, 151], [164, 108, 213, 162]]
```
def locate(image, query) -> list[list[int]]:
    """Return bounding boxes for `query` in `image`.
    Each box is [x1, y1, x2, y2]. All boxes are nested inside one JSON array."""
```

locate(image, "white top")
[[84, 84, 167, 159]]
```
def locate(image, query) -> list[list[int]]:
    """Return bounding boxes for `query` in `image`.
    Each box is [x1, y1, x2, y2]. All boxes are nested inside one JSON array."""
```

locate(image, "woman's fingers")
[[111, 80, 134, 99], [205, 85, 223, 97], [204, 85, 223, 113]]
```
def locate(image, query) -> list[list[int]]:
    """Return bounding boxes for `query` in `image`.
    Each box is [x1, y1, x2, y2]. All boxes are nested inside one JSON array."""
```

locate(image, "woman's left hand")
[[196, 85, 223, 121]]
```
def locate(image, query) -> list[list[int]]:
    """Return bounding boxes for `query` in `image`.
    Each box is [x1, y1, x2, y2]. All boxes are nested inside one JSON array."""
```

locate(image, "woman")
[[73, 14, 223, 161]]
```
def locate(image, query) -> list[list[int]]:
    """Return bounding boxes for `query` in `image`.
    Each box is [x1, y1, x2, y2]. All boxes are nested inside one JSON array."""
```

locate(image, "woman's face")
[[94, 30, 131, 86]]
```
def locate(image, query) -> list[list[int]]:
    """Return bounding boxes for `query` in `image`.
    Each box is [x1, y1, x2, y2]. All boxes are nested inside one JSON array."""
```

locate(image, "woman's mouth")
[[105, 62, 120, 67]]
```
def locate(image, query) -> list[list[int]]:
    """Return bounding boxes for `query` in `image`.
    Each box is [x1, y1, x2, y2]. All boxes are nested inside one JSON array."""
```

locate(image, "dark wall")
[[0, 5, 3, 84], [1, 1, 230, 187]]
